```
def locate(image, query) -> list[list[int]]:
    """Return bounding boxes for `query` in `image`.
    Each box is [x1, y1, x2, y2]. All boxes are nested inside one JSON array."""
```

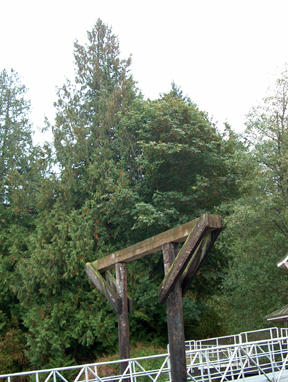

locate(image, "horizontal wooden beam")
[[158, 214, 222, 304], [87, 218, 211, 272]]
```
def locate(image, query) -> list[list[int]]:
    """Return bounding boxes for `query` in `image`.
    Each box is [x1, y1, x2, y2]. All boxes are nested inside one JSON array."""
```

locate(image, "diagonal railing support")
[[239, 346, 273, 382]]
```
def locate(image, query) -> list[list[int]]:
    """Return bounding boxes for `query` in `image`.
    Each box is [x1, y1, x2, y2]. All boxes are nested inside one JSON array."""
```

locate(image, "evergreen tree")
[[0, 69, 32, 198], [8, 21, 245, 368], [215, 66, 288, 333], [52, 19, 137, 209], [0, 68, 36, 372], [16, 19, 139, 368], [117, 89, 242, 237], [119, 89, 243, 340]]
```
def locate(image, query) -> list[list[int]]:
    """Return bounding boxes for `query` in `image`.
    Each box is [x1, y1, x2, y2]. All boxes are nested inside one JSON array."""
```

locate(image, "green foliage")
[[95, 343, 167, 381], [0, 328, 29, 374], [0, 68, 41, 373], [15, 202, 119, 367], [215, 66, 288, 333], [0, 19, 248, 372], [128, 255, 167, 346], [8, 19, 138, 368], [117, 92, 242, 240], [0, 69, 32, 190]]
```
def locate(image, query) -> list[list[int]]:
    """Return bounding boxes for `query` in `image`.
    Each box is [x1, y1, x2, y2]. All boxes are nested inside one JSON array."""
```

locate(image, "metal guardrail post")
[[167, 344, 172, 382]]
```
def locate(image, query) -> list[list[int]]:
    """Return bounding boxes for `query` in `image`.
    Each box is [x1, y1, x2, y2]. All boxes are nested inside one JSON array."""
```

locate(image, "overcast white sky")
[[1, 0, 288, 142]]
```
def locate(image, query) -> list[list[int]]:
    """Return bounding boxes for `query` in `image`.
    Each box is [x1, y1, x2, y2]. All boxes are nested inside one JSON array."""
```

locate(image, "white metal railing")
[[185, 336, 288, 382], [1, 327, 288, 382], [185, 327, 284, 352], [0, 353, 171, 382]]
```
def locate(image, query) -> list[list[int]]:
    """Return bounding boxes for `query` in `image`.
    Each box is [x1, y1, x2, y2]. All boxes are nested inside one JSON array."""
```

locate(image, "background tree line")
[[1, 19, 288, 372]]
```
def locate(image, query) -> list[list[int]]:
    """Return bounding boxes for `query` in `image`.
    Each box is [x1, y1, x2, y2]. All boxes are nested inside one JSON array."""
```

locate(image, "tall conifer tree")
[[0, 68, 35, 372]]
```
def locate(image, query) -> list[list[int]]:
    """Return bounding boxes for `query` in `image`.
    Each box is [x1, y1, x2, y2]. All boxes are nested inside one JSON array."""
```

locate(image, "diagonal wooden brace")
[[181, 229, 221, 294], [158, 214, 222, 303], [86, 263, 133, 314], [181, 231, 212, 294], [85, 263, 122, 313]]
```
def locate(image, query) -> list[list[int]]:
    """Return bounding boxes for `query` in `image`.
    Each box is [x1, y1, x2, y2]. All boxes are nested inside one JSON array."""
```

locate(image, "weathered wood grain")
[[86, 265, 133, 315], [162, 242, 187, 382], [116, 263, 130, 374], [89, 214, 221, 272], [85, 264, 121, 313], [158, 214, 222, 303], [181, 228, 222, 294], [105, 270, 133, 314], [88, 219, 200, 272], [181, 231, 212, 294]]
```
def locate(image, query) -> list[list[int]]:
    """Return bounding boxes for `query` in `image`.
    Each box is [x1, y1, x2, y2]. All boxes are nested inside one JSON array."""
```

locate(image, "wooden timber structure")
[[86, 213, 222, 381]]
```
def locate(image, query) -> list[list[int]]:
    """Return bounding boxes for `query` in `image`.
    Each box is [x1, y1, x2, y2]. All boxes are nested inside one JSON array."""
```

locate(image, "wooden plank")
[[181, 229, 222, 294], [85, 264, 121, 313], [162, 243, 187, 382], [116, 263, 130, 374], [181, 231, 212, 295], [88, 214, 221, 272], [105, 270, 133, 314], [88, 219, 199, 272], [158, 214, 222, 304], [105, 270, 118, 293], [159, 215, 207, 304]]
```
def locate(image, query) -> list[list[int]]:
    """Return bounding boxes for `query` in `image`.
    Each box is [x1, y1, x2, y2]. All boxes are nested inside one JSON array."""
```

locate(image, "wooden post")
[[115, 262, 130, 374], [162, 242, 187, 382], [86, 215, 222, 380]]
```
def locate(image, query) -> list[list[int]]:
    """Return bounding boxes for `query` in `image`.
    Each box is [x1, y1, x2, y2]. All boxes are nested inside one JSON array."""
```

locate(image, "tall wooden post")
[[115, 262, 130, 374], [162, 242, 187, 382]]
